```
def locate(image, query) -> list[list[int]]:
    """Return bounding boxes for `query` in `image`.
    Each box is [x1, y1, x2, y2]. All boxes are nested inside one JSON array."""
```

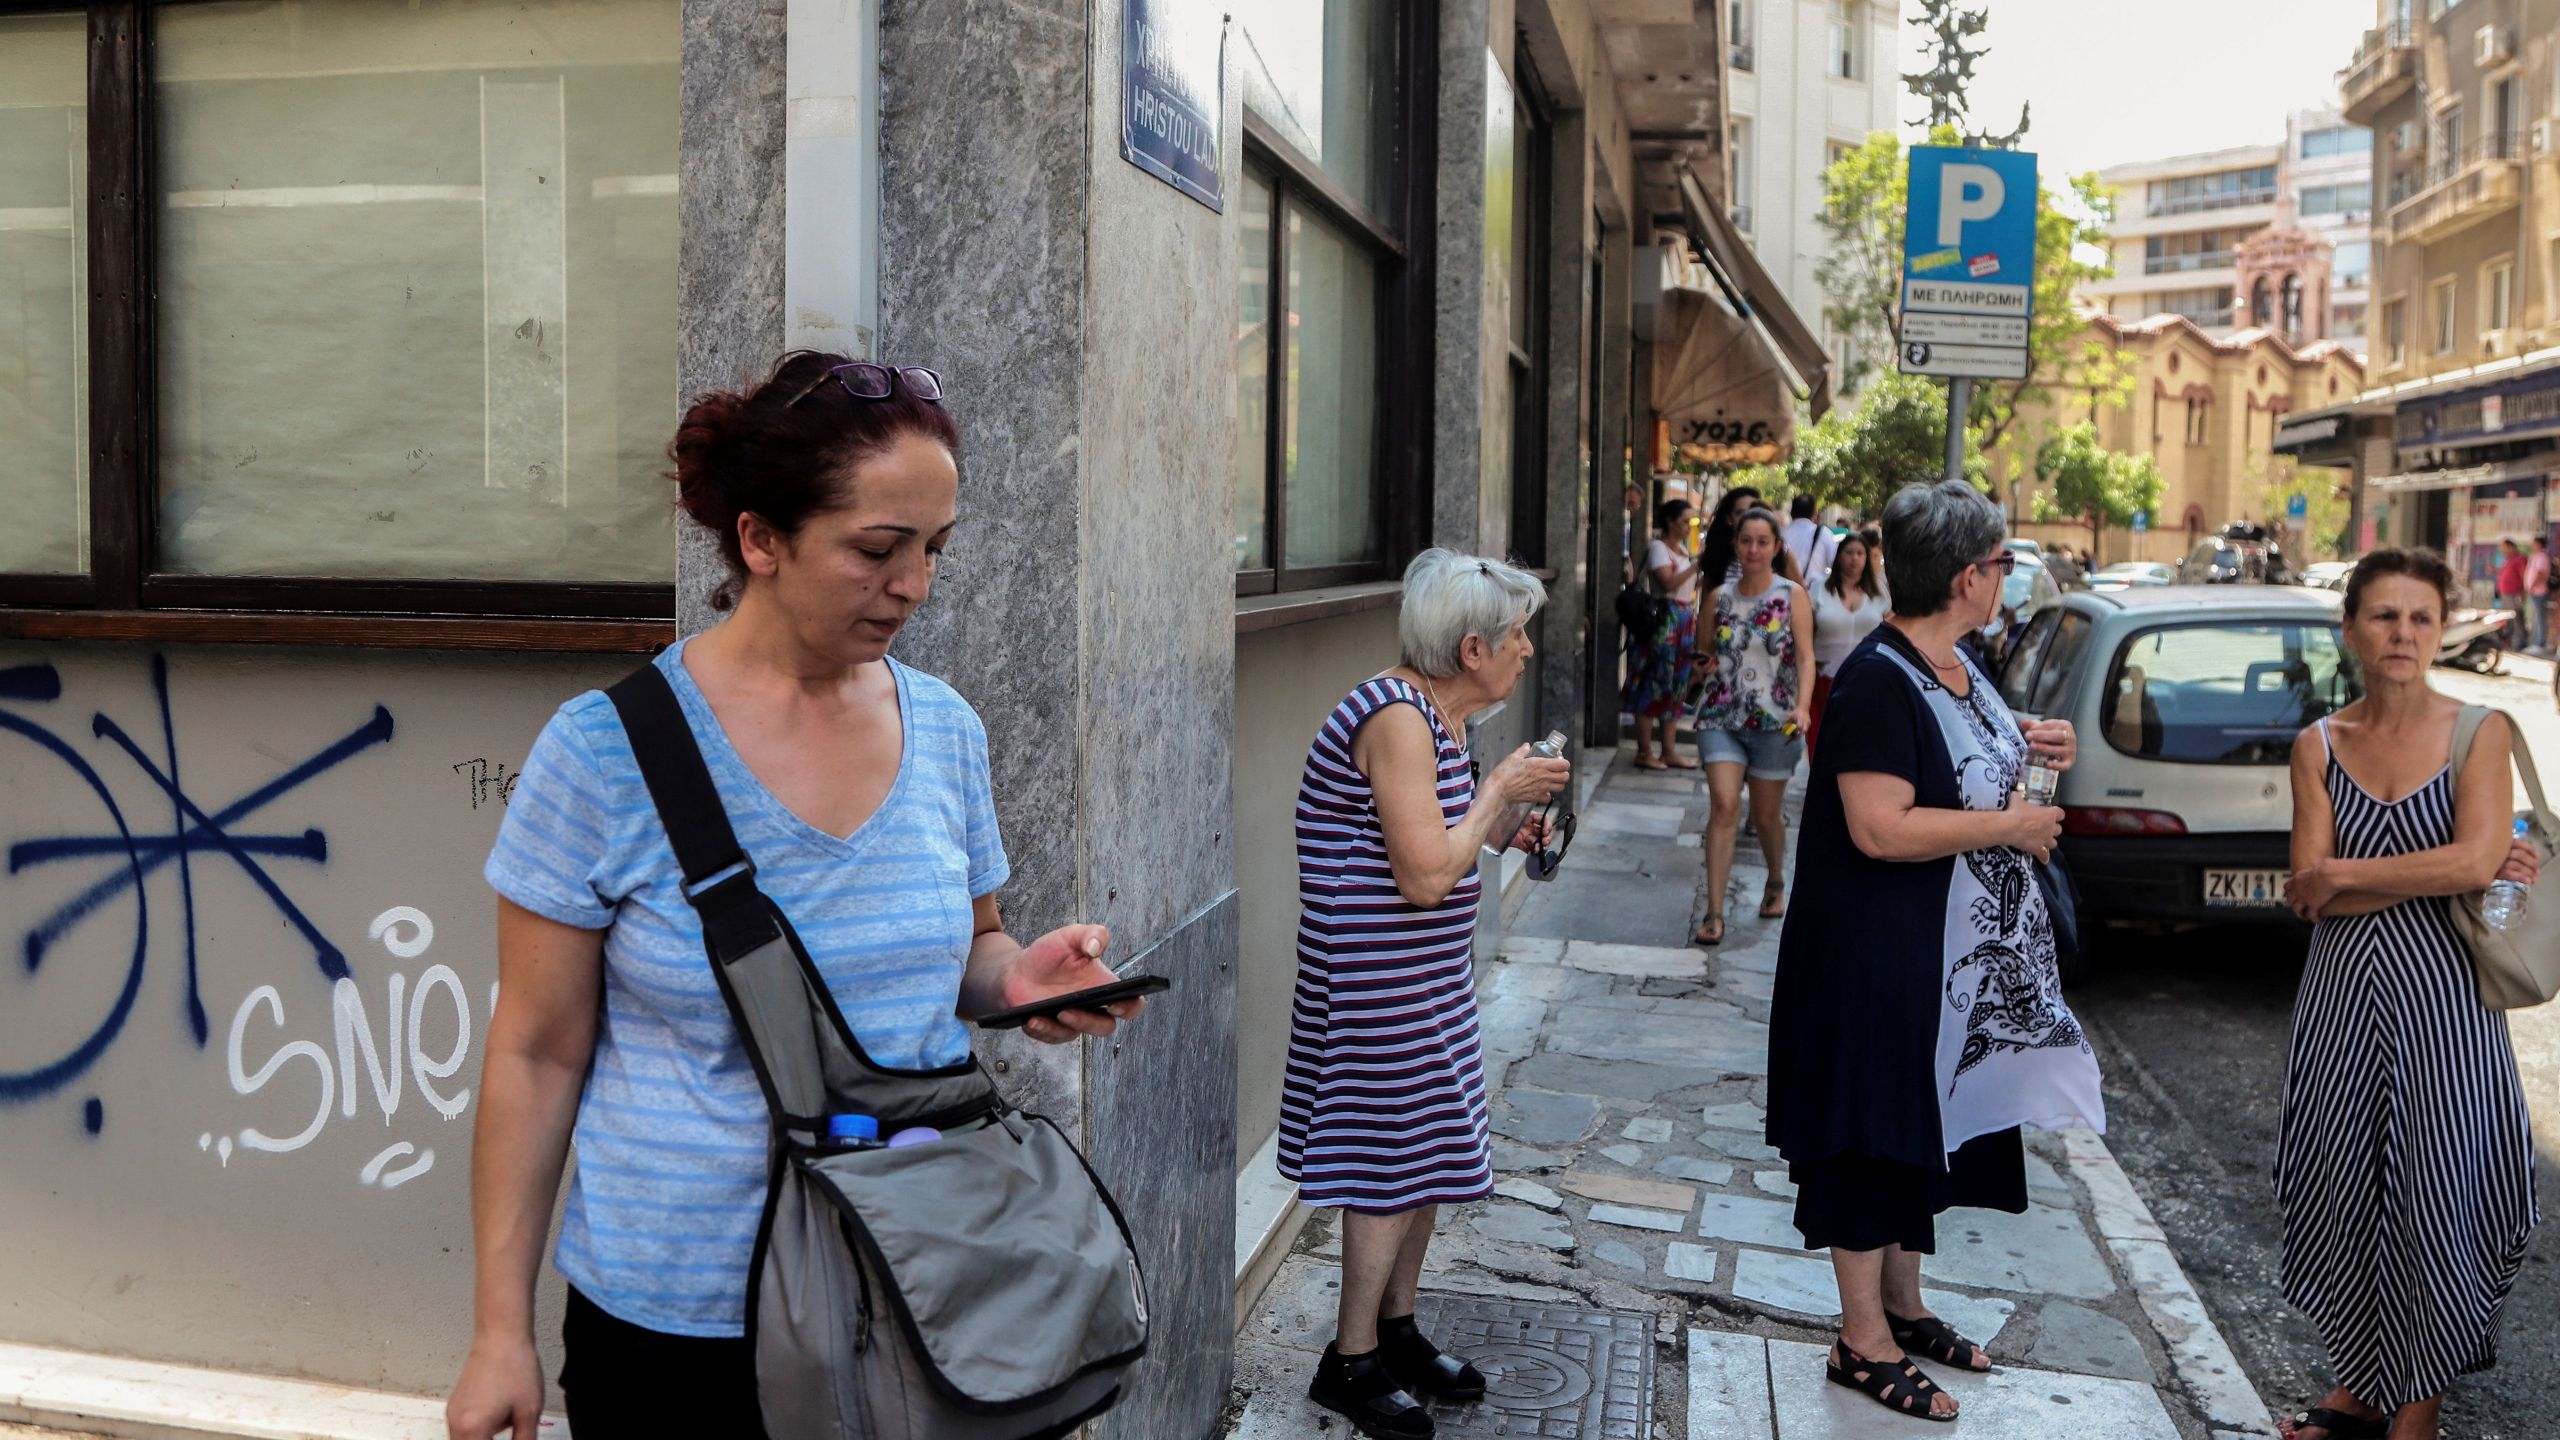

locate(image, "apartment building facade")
[[1723, 0, 1901, 382], [2286, 105, 2377, 349], [2340, 0, 2560, 588], [2086, 143, 2284, 336]]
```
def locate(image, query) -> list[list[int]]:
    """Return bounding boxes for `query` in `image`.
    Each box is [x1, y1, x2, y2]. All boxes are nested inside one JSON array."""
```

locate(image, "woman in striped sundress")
[[1280, 549, 1569, 1440], [2276, 548, 2543, 1440]]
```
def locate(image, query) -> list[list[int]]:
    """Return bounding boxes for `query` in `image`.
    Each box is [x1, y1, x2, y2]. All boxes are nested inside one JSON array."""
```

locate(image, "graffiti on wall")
[[2, 655, 495, 1189]]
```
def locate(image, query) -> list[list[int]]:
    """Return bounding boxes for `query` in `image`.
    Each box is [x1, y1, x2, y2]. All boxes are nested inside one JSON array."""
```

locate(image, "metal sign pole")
[[1943, 377, 1970, 484]]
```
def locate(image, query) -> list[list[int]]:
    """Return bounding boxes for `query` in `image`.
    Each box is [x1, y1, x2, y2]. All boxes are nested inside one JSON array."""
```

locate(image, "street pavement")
[[2073, 655, 2560, 1440], [1228, 740, 2273, 1440]]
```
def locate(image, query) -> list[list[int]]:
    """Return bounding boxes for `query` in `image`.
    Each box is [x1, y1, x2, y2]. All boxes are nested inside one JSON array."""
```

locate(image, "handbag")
[[2034, 852, 2083, 968], [1614, 582, 1670, 645], [2447, 705, 2560, 1010], [606, 665, 1149, 1440]]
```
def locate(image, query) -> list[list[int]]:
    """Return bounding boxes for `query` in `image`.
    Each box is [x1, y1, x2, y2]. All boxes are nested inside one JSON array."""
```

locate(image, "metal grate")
[[1410, 1295, 1657, 1440]]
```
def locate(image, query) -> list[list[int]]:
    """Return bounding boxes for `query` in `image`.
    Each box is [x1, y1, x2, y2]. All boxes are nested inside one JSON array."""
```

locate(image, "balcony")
[[2145, 251, 2236, 275], [2388, 133, 2523, 245], [2147, 188, 2277, 219], [2340, 22, 2417, 125]]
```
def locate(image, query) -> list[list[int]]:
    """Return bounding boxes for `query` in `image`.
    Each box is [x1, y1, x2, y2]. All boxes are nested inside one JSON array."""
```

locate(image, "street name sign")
[[1898, 146, 2038, 381]]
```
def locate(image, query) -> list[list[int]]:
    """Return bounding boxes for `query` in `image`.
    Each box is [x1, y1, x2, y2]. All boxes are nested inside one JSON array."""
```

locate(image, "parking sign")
[[1898, 146, 2038, 381]]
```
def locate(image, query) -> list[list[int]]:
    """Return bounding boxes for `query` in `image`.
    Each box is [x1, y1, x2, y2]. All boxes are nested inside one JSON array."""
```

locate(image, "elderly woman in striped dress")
[[1278, 549, 1571, 1440], [2276, 548, 2543, 1440]]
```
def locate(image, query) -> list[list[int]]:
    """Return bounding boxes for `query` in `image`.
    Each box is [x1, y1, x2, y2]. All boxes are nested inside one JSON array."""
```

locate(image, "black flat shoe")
[[1309, 1343, 1434, 1439], [1379, 1313, 1486, 1403]]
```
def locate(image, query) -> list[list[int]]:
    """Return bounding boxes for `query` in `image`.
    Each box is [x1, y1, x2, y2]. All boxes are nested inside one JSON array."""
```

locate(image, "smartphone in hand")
[[972, 974, 1171, 1031]]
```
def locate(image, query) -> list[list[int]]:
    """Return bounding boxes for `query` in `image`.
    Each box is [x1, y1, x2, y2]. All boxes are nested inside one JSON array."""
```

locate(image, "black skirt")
[[561, 1287, 765, 1438], [1789, 1127, 2029, 1253]]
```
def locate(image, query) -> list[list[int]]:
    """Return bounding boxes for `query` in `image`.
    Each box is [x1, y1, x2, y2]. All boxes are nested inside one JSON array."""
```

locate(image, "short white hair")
[[1399, 548, 1547, 678]]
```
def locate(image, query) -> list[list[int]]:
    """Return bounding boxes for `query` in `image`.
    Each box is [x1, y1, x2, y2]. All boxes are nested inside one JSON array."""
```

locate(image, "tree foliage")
[[1903, 0, 2028, 148], [2258, 462, 2353, 560], [1757, 370, 1984, 517], [2030, 422, 2164, 546]]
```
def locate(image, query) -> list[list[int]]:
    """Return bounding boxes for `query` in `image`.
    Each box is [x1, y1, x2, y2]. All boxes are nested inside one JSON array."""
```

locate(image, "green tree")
[[1813, 131, 2119, 462], [2029, 422, 2164, 551], [1904, 0, 2028, 148], [1766, 370, 1984, 517], [2259, 461, 2353, 559]]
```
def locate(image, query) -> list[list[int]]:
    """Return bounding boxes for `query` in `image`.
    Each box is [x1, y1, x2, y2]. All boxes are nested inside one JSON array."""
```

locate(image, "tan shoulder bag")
[[2448, 705, 2560, 1009]]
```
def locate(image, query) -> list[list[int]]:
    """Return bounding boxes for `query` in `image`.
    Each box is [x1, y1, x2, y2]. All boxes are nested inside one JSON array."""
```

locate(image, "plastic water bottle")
[[827, 1114, 881, 1148], [1493, 732, 1570, 853], [2484, 818, 2532, 931]]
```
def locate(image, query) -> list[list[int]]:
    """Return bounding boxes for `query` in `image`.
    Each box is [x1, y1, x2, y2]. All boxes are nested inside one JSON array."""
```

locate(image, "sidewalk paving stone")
[[1558, 1171, 1697, 1211], [1591, 1240, 1646, 1271], [1728, 1251, 2017, 1348], [1655, 1155, 1737, 1185], [1549, 1005, 1766, 1072], [1932, 1203, 2117, 1299], [1586, 1202, 1687, 1233], [1580, 800, 1686, 837], [1697, 1192, 1805, 1249], [1597, 1142, 1646, 1166], [1565, 941, 1706, 978], [1766, 1338, 2181, 1440], [1664, 1242, 1718, 1283], [1513, 1051, 1722, 1098], [1470, 1204, 1577, 1252], [1496, 1177, 1565, 1211], [1495, 1088, 1602, 1145], [1618, 1116, 1674, 1143], [2032, 1301, 2157, 1382]]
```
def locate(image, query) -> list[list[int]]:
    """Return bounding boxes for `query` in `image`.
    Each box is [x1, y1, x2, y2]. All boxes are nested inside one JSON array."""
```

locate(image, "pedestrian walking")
[[1280, 549, 1570, 1440], [1699, 484, 1763, 591], [2496, 538, 2527, 648], [445, 354, 1143, 1440], [1763, 479, 2103, 1424], [1785, 494, 1838, 594], [1623, 499, 1702, 771], [1807, 528, 1885, 753], [2525, 536, 2550, 655], [2274, 548, 2543, 1440], [1688, 506, 1814, 946]]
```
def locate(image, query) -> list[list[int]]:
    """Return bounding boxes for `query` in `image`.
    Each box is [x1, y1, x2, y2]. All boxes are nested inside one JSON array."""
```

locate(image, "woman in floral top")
[[1690, 506, 1816, 945]]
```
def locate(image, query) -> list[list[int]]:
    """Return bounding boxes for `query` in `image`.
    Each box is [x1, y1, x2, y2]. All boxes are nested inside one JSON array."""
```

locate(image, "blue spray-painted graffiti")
[[0, 657, 395, 1121]]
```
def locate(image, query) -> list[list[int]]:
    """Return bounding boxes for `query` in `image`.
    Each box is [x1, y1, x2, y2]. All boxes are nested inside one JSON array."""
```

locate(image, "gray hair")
[[1399, 548, 1548, 677], [1880, 480, 2007, 617]]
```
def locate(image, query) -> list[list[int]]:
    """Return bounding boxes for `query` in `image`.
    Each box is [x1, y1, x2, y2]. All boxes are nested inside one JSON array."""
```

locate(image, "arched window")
[[2251, 276, 2275, 326], [2281, 274, 2305, 338]]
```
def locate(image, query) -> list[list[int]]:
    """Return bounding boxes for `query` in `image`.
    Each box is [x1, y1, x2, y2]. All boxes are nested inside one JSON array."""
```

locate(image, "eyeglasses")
[[1528, 804, 1577, 879], [1973, 551, 2019, 576], [783, 362, 946, 409]]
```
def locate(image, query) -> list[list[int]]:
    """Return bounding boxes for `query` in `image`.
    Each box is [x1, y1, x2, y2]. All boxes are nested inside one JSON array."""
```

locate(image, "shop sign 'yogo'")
[[1122, 0, 1224, 212]]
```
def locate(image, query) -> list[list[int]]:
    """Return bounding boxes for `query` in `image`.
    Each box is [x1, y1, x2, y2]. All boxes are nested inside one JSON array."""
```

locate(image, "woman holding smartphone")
[[447, 353, 1140, 1440]]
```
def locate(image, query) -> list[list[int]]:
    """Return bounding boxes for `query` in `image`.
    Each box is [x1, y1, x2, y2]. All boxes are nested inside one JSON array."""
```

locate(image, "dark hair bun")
[[670, 390, 751, 536]]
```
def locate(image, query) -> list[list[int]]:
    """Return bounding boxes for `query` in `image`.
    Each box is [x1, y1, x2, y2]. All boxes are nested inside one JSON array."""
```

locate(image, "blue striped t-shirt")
[[483, 638, 1009, 1336]]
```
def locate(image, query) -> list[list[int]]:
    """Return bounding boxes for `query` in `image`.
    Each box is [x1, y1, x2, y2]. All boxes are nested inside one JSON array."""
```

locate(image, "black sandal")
[[1887, 1310, 1991, 1372], [1379, 1313, 1485, 1403], [1825, 1341, 1956, 1423], [2281, 1408, 2390, 1440]]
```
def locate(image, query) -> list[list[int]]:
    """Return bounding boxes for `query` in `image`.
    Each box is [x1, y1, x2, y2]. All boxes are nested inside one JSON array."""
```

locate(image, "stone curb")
[[2058, 1127, 2277, 1440]]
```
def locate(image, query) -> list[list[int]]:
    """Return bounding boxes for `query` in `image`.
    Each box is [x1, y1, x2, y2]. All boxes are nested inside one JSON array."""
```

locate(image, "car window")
[[2102, 621, 2359, 764], [2028, 611, 2094, 715], [1998, 608, 2064, 709]]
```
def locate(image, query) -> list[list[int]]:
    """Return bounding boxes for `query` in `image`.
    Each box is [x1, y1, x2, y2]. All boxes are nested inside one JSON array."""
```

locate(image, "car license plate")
[[2204, 868, 2288, 908]]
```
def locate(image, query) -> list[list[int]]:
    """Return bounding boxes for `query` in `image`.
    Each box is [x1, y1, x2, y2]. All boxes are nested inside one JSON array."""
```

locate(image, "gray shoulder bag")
[[607, 666, 1149, 1440], [2448, 705, 2560, 1010]]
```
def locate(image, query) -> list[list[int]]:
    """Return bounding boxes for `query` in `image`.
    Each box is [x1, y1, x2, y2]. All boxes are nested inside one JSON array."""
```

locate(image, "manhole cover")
[[1411, 1295, 1655, 1439]]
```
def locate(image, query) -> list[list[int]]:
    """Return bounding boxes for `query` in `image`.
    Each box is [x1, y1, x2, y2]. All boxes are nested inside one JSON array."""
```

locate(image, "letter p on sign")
[[1936, 164, 2005, 247]]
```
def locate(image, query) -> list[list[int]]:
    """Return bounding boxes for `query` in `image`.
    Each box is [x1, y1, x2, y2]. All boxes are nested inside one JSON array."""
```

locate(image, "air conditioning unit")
[[2474, 24, 2511, 65], [2483, 331, 2505, 355], [2534, 118, 2554, 154]]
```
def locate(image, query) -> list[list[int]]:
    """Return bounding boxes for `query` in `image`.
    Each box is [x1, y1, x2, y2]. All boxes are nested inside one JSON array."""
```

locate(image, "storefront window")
[[153, 0, 678, 584], [1234, 172, 1274, 572], [0, 15, 88, 575]]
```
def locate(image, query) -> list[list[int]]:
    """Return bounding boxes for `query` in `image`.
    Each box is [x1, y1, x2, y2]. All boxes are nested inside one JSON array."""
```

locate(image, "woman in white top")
[[1689, 507, 1816, 944], [1622, 499, 1703, 769], [1807, 529, 1886, 753]]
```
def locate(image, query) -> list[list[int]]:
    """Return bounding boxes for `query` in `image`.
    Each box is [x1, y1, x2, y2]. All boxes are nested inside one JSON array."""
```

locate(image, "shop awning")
[[1675, 167, 1833, 422], [2271, 414, 2340, 450], [2369, 460, 2515, 493], [1651, 288, 1797, 465]]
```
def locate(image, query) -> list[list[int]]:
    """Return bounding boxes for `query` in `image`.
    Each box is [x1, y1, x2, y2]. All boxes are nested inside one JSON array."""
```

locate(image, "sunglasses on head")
[[784, 362, 947, 409]]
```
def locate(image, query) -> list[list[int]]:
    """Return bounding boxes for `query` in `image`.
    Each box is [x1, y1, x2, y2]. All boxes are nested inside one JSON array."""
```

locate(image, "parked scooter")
[[2438, 604, 2516, 673]]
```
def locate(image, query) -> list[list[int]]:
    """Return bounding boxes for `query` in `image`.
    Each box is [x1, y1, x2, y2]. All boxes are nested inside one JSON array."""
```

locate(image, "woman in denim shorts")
[[1690, 506, 1815, 945]]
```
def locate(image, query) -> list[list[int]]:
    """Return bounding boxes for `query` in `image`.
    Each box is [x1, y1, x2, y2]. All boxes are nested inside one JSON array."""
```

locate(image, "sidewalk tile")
[[1697, 1193, 1804, 1249], [1469, 1204, 1576, 1251], [1498, 936, 1568, 965], [1687, 1330, 1775, 1440], [1592, 1240, 1646, 1271], [1494, 1088, 1601, 1145], [1733, 1248, 1840, 1316], [1550, 1006, 1767, 1072], [1664, 1243, 1718, 1283], [1619, 1116, 1675, 1143], [1766, 1338, 2181, 1440], [1753, 1170, 1798, 1197], [1513, 1051, 1721, 1098], [1495, 1178, 1564, 1211], [1581, 800, 1685, 836], [1933, 1203, 2115, 1299], [1565, 942, 1707, 978], [1599, 1143, 1644, 1165], [1587, 1202, 1687, 1233], [2030, 1301, 2155, 1382], [1559, 1171, 1697, 1211], [1702, 1129, 1783, 1162], [1655, 1155, 1736, 1185]]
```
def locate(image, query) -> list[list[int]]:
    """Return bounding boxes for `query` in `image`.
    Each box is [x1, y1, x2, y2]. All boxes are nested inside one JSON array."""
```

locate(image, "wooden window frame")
[[0, 0, 674, 649], [1232, 0, 1437, 598]]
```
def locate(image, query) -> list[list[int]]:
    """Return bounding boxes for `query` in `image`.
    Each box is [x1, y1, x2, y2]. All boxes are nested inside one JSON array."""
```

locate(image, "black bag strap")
[[605, 664, 782, 963]]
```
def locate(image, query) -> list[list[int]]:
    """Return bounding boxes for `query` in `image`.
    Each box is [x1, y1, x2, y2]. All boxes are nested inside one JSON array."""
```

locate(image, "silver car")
[[1994, 586, 2358, 939]]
